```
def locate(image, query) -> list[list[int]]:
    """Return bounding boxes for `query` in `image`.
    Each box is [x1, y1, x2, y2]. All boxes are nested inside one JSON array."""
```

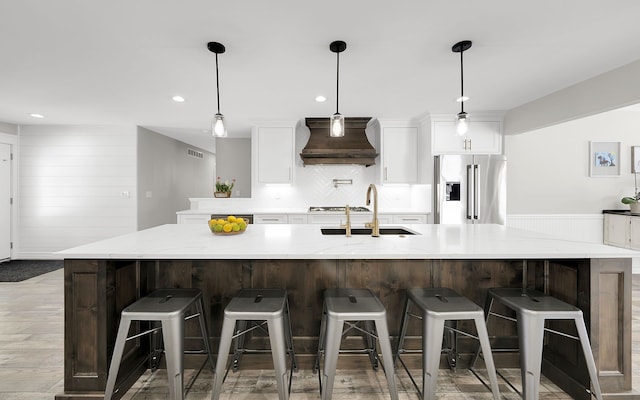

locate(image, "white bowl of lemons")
[[208, 215, 248, 235]]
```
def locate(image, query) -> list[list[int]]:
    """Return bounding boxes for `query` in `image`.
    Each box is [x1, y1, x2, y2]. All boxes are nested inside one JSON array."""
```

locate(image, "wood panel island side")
[[56, 223, 639, 400]]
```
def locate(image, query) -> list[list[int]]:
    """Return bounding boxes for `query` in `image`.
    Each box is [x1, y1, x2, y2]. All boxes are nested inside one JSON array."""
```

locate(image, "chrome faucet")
[[365, 184, 380, 237], [341, 204, 351, 237]]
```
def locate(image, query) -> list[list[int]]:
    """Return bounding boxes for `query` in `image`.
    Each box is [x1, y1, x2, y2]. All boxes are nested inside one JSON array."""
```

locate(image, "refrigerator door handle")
[[466, 165, 473, 220], [473, 164, 480, 220]]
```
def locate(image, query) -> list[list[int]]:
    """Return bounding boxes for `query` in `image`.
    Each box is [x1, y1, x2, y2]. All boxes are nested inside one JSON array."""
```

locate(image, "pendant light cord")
[[460, 49, 465, 114], [215, 52, 221, 114], [336, 51, 340, 114]]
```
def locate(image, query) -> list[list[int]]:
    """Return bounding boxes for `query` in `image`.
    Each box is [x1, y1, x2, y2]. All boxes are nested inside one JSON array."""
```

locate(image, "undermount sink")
[[321, 227, 417, 236]]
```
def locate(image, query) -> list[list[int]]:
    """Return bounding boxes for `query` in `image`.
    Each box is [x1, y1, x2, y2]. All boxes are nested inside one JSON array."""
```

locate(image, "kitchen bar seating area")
[[50, 223, 640, 400]]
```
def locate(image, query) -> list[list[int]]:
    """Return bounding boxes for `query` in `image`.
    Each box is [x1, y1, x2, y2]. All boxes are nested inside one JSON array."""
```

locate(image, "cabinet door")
[[257, 127, 293, 184], [288, 214, 308, 224], [432, 121, 465, 154], [629, 216, 640, 250], [432, 119, 501, 154], [604, 214, 630, 248], [382, 127, 418, 183], [466, 121, 501, 154], [177, 214, 210, 224]]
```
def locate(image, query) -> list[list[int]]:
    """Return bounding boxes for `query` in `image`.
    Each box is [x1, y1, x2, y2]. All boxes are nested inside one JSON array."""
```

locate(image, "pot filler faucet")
[[365, 184, 380, 237]]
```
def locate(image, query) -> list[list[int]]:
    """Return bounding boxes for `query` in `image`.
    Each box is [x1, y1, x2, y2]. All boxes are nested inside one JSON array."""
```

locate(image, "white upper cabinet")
[[380, 123, 418, 184], [431, 115, 502, 155], [253, 125, 295, 184]]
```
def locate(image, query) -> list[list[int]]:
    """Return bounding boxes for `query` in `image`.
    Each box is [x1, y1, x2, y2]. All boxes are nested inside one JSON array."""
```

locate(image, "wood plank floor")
[[1, 268, 638, 399]]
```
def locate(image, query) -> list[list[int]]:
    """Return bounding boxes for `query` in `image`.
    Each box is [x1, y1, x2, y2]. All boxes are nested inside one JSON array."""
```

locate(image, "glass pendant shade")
[[456, 111, 469, 136], [212, 113, 227, 137], [330, 113, 345, 137]]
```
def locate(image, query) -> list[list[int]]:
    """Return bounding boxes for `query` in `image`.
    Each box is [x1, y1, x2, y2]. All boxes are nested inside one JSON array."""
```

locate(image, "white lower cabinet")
[[288, 214, 308, 224], [604, 213, 640, 250], [392, 214, 427, 224], [254, 214, 288, 224], [177, 214, 210, 224]]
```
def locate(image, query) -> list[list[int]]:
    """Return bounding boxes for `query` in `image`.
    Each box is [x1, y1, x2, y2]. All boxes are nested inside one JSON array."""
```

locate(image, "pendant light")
[[207, 41, 227, 137], [329, 40, 347, 137], [452, 40, 472, 136]]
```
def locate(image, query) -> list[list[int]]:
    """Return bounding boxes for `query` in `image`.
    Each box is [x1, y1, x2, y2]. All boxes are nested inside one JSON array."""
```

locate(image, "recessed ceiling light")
[[315, 95, 327, 103], [172, 95, 186, 103], [456, 96, 469, 102], [29, 113, 45, 118]]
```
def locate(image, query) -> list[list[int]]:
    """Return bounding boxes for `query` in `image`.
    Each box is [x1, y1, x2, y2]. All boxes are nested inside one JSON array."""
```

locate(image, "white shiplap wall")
[[18, 125, 137, 258]]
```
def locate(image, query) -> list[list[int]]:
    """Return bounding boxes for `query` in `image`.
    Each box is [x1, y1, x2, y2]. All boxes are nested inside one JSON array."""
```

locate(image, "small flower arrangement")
[[215, 177, 235, 193]]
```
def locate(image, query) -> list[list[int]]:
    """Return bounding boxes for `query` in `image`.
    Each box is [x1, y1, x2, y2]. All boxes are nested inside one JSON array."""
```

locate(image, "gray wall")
[[137, 127, 215, 229], [215, 138, 251, 198], [0, 122, 18, 135], [506, 107, 640, 214], [504, 59, 640, 135]]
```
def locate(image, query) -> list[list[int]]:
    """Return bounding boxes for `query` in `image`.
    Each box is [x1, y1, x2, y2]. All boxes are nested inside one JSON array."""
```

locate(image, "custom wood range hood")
[[300, 117, 378, 166]]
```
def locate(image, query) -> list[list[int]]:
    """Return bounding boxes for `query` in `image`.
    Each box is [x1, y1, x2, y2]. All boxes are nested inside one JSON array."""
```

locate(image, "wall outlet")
[[121, 191, 130, 199]]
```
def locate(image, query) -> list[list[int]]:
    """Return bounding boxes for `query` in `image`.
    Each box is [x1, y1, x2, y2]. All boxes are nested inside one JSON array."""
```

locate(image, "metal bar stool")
[[211, 288, 297, 400], [476, 288, 602, 400], [395, 288, 500, 400], [104, 288, 215, 400], [314, 288, 398, 400]]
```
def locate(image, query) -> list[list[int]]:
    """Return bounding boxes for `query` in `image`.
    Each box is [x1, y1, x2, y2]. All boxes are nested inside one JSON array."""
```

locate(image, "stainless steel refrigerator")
[[433, 154, 506, 224]]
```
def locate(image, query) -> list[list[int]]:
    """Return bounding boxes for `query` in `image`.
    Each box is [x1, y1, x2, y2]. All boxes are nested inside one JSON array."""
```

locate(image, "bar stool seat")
[[480, 288, 602, 400], [314, 288, 398, 400], [104, 288, 215, 400], [211, 288, 297, 400], [395, 288, 500, 400]]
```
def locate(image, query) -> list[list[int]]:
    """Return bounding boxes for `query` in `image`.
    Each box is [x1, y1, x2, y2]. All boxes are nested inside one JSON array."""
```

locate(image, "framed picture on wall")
[[632, 146, 640, 173], [589, 141, 620, 177]]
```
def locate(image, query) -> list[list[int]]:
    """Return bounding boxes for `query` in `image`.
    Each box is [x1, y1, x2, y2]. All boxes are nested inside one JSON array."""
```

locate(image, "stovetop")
[[308, 206, 370, 212]]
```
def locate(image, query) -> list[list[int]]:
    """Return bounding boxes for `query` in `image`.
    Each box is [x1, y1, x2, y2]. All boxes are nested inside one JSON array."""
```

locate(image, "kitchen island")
[[56, 223, 639, 400]]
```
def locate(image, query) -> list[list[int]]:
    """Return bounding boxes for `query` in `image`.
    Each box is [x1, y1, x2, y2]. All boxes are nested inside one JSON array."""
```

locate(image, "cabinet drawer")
[[392, 214, 427, 224], [288, 214, 308, 224], [177, 214, 210, 224], [254, 214, 288, 224]]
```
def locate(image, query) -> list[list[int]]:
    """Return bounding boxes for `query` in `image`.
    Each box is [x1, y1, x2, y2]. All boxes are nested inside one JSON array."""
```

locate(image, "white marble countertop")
[[57, 223, 640, 260]]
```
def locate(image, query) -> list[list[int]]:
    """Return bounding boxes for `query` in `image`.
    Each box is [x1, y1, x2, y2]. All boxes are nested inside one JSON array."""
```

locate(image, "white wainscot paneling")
[[506, 214, 604, 243]]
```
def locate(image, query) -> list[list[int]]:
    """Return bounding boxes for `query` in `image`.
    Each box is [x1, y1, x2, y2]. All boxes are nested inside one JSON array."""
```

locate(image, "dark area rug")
[[0, 260, 64, 282]]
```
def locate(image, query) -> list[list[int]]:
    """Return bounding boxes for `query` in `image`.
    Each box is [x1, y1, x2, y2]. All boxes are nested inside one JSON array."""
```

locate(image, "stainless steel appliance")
[[434, 154, 506, 224]]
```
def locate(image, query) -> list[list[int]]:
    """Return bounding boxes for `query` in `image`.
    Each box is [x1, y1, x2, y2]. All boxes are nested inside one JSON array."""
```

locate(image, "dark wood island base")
[[57, 257, 635, 400]]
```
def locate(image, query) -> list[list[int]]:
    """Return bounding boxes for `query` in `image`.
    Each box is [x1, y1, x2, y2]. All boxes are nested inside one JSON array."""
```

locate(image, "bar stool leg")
[[283, 298, 298, 372], [574, 316, 603, 400], [321, 316, 343, 400], [364, 320, 379, 370], [212, 316, 236, 400], [267, 316, 290, 400], [162, 317, 185, 400], [232, 320, 248, 371], [314, 303, 327, 373], [195, 298, 215, 371], [473, 315, 501, 400], [517, 313, 545, 400], [423, 315, 445, 400], [373, 318, 398, 400], [104, 317, 132, 400], [395, 297, 411, 366]]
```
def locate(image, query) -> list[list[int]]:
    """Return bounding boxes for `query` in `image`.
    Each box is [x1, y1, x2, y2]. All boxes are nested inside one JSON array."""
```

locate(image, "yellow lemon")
[[208, 219, 216, 229], [232, 223, 240, 232], [236, 217, 244, 224], [223, 223, 233, 233], [227, 215, 237, 223], [217, 219, 226, 225]]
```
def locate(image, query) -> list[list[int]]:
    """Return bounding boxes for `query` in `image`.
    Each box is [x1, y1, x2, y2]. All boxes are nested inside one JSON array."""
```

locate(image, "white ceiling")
[[2, 1, 640, 153]]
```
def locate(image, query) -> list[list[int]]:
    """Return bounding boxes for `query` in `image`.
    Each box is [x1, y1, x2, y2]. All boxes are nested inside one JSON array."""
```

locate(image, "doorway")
[[0, 143, 11, 260]]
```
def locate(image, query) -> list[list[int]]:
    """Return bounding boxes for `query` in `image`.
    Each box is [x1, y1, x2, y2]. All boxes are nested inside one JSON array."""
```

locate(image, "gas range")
[[308, 206, 370, 213]]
